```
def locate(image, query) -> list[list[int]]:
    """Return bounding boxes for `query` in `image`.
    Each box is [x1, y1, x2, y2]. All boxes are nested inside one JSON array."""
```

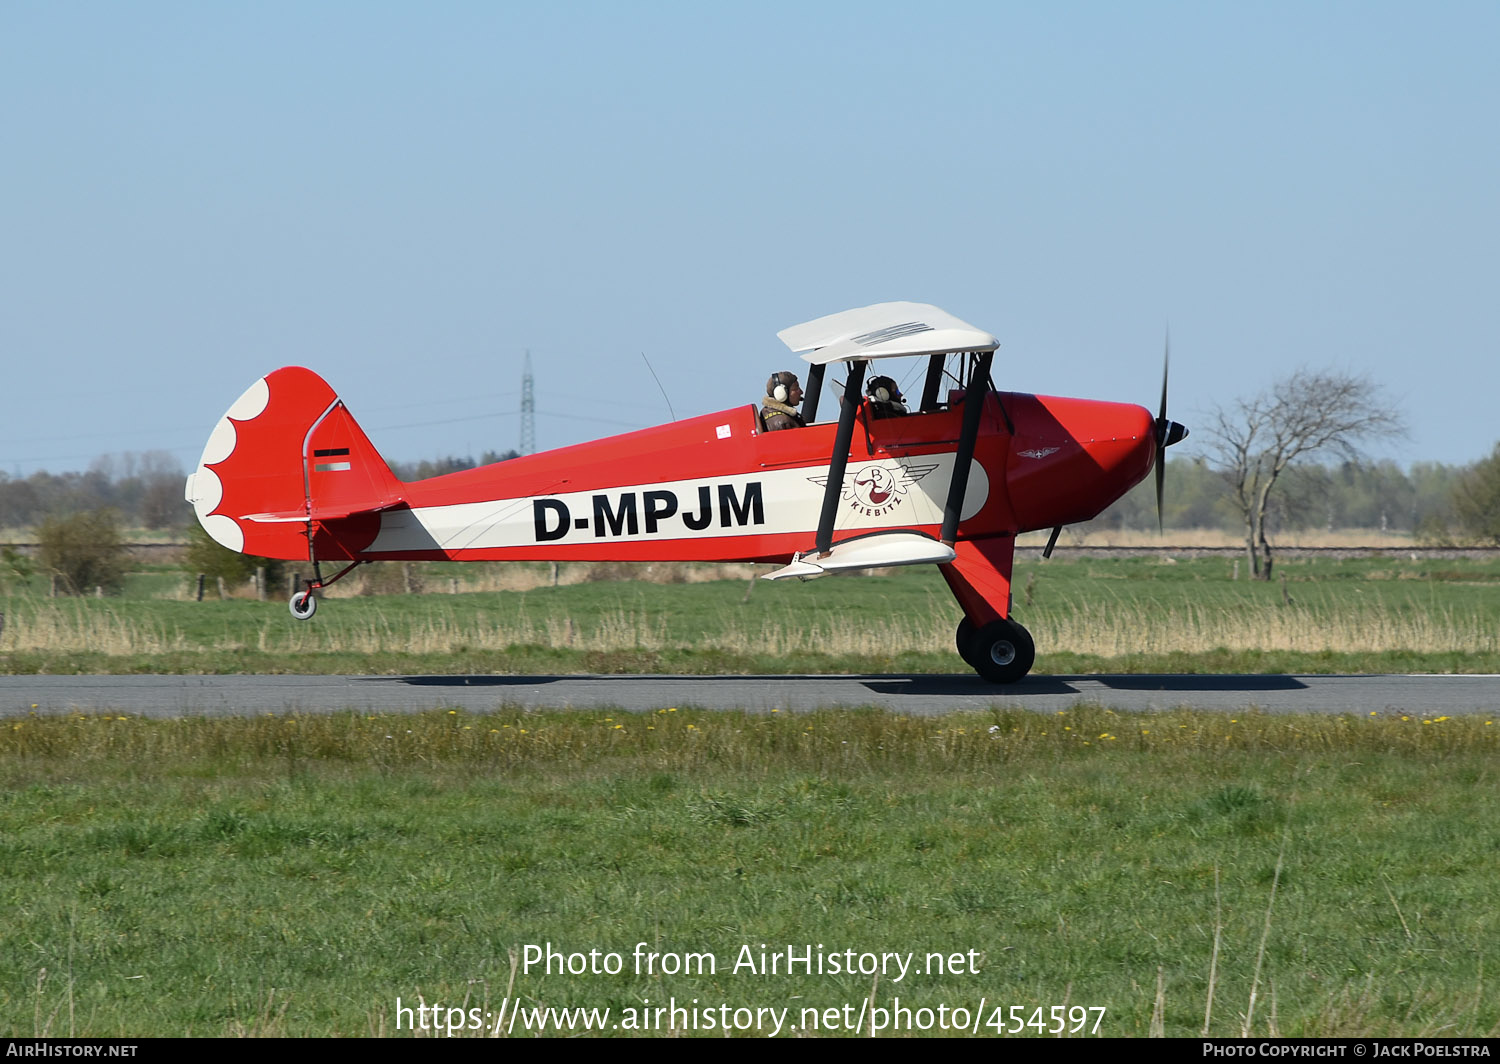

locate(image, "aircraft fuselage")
[[310, 392, 1156, 564]]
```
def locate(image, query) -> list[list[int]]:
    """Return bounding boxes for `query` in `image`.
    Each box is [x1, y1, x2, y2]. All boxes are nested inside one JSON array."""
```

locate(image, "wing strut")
[[813, 358, 868, 556], [919, 353, 946, 412], [939, 350, 994, 545], [802, 363, 827, 423]]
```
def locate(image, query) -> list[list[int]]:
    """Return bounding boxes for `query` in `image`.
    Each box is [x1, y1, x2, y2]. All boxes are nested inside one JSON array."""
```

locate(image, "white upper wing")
[[777, 301, 998, 365]]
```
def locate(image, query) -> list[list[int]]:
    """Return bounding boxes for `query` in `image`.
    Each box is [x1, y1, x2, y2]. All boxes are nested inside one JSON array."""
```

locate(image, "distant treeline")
[[0, 449, 1467, 538], [0, 450, 523, 531], [1089, 457, 1462, 540]]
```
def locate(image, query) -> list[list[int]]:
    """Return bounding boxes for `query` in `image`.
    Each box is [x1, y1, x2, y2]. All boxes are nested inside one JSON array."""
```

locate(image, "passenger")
[[761, 371, 806, 431], [867, 375, 908, 419]]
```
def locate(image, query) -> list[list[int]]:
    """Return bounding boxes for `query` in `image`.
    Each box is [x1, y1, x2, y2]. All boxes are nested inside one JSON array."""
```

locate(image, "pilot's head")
[[767, 371, 802, 407], [867, 375, 903, 404]]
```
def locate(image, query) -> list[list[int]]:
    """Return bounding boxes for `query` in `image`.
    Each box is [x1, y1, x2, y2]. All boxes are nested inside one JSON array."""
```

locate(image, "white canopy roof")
[[777, 301, 998, 365]]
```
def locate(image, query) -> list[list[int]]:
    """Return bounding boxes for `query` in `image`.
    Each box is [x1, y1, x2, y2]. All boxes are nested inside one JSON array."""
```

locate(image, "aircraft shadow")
[[1081, 675, 1310, 691], [387, 675, 569, 687], [385, 673, 1310, 696], [860, 674, 1311, 696]]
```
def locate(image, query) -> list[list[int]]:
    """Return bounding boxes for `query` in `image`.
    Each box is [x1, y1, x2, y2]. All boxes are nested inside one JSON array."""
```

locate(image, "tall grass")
[[8, 554, 1500, 674], [1, 601, 193, 655], [1038, 593, 1500, 656], [6, 592, 1499, 660]]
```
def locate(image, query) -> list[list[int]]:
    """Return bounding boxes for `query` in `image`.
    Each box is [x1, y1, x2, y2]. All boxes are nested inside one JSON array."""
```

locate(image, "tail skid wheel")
[[965, 618, 1034, 684], [289, 591, 318, 620]]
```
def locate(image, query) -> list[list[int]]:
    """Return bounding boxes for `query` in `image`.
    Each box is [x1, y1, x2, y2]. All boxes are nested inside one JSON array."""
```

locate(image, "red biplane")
[[185, 302, 1187, 682]]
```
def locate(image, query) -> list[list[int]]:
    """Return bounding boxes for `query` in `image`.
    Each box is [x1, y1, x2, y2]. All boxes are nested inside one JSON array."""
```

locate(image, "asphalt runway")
[[3, 673, 1499, 717]]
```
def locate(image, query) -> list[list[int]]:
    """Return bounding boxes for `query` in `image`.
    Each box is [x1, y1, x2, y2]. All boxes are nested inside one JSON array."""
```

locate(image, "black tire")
[[289, 591, 318, 620], [968, 618, 1035, 684], [955, 617, 978, 667]]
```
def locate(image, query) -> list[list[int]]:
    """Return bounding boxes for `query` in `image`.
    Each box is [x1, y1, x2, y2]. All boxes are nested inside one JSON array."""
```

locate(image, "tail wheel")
[[967, 618, 1034, 684], [289, 591, 318, 620]]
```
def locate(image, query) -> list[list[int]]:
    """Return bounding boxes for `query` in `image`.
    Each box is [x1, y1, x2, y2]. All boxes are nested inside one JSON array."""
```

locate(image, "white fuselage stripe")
[[365, 458, 989, 553]]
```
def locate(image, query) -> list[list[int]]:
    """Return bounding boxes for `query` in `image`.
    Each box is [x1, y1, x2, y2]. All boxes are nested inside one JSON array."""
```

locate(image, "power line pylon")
[[520, 350, 536, 455]]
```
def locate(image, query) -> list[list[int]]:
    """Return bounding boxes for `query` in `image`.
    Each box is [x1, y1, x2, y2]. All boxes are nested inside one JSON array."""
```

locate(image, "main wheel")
[[955, 617, 979, 667], [289, 590, 318, 620], [967, 618, 1035, 684]]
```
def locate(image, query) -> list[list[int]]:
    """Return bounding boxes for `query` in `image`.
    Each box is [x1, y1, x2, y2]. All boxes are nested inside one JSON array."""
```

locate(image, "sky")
[[3, 1, 1497, 478]]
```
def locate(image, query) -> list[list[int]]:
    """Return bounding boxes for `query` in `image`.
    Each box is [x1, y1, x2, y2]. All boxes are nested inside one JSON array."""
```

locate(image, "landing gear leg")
[[963, 617, 1035, 684], [286, 558, 362, 621], [941, 537, 1030, 681]]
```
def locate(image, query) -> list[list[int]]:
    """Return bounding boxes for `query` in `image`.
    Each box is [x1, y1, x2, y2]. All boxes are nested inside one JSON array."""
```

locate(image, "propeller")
[[1154, 333, 1189, 531]]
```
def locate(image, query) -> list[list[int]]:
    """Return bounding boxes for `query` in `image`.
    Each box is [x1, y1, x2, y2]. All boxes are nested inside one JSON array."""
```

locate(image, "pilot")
[[866, 375, 908, 419], [761, 371, 806, 431]]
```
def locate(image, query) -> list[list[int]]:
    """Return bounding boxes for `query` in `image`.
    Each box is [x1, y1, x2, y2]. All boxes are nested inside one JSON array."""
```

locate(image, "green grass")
[[3, 707, 1497, 1037], [7, 553, 1500, 675]]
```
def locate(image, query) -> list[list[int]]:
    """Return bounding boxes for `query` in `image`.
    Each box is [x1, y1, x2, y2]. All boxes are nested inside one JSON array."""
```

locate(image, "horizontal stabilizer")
[[242, 512, 308, 524], [244, 501, 407, 524], [762, 530, 956, 581]]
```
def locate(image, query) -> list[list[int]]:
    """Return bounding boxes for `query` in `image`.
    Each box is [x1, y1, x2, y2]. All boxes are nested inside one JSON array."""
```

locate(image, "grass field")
[[3, 706, 1496, 1037], [4, 551, 1498, 1038], [5, 551, 1500, 675]]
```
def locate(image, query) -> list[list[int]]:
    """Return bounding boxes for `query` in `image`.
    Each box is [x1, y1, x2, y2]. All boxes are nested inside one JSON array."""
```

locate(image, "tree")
[[1450, 444, 1500, 545], [125, 451, 188, 530], [389, 450, 520, 482], [36, 509, 129, 595], [1, 544, 35, 591], [1203, 369, 1405, 580]]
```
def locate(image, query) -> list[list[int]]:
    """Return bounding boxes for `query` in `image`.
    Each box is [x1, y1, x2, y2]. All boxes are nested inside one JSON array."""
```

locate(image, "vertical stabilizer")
[[185, 367, 403, 560]]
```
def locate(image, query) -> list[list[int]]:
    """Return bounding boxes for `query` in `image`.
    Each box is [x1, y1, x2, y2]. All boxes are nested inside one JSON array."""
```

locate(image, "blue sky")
[[3, 2, 1496, 475]]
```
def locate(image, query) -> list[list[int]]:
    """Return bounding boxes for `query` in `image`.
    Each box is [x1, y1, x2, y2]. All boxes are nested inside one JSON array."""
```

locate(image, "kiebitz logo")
[[809, 462, 938, 518]]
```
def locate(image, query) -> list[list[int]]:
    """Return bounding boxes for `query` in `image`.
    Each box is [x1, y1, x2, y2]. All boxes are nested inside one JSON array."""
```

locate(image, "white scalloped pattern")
[[185, 375, 268, 553], [225, 376, 269, 421]]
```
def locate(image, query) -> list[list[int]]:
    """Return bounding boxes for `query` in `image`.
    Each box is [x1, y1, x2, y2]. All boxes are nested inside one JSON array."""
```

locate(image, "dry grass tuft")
[[1040, 596, 1500, 656], [1, 603, 191, 654]]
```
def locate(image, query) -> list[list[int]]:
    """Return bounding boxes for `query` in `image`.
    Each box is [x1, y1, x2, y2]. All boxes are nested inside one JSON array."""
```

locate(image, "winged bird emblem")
[[808, 462, 939, 513]]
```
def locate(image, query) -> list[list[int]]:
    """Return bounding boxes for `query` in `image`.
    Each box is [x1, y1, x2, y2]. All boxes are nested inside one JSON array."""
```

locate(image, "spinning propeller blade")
[[1153, 332, 1189, 532]]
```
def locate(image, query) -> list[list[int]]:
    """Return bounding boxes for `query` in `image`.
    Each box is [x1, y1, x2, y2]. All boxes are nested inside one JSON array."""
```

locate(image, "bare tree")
[[1204, 370, 1405, 580]]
